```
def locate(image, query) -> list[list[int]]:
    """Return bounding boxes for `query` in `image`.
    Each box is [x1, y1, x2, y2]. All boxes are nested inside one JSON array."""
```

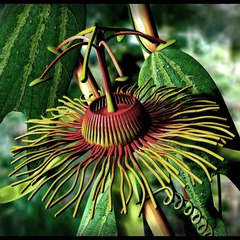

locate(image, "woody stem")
[[129, 3, 174, 236], [129, 4, 159, 58]]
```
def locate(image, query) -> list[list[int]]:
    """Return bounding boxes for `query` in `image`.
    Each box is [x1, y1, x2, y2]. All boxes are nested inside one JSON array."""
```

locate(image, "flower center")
[[82, 93, 150, 147]]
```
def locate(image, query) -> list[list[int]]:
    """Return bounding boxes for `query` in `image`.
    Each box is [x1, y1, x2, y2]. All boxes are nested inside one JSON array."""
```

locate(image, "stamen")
[[9, 81, 235, 219]]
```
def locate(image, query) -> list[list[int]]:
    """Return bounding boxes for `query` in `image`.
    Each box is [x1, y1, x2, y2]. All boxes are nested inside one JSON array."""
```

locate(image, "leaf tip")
[[115, 76, 129, 82], [47, 46, 60, 55], [116, 35, 125, 42], [29, 78, 41, 87], [156, 39, 176, 52]]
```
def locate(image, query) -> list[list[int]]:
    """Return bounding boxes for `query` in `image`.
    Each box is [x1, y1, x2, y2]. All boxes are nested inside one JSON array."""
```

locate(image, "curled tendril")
[[150, 187, 214, 236]]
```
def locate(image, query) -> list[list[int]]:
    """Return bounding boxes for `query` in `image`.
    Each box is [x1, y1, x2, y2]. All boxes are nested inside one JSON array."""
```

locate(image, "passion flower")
[[9, 78, 234, 218]]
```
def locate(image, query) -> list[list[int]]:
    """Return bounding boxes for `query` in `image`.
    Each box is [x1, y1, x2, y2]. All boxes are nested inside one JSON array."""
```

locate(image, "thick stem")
[[129, 3, 174, 236], [129, 4, 159, 58], [143, 200, 174, 236]]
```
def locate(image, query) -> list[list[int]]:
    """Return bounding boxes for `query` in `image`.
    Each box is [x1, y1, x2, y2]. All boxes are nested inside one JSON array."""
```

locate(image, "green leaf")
[[77, 170, 145, 236], [138, 48, 240, 148], [138, 48, 240, 187], [0, 4, 86, 123], [116, 35, 125, 42], [77, 174, 118, 236], [156, 39, 176, 51], [138, 48, 240, 235]]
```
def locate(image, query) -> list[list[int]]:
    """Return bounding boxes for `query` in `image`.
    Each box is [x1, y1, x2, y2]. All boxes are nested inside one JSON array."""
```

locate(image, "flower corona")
[[9, 78, 234, 218]]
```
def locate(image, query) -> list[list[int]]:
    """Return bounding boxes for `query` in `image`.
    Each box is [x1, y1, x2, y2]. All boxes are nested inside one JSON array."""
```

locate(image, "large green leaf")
[[77, 170, 145, 236], [138, 48, 240, 186], [77, 175, 118, 236], [0, 4, 86, 123], [138, 48, 240, 149], [138, 47, 240, 235]]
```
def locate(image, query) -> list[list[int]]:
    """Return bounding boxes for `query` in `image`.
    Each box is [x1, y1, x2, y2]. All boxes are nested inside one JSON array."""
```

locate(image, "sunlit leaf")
[[138, 47, 240, 235], [138, 48, 240, 148]]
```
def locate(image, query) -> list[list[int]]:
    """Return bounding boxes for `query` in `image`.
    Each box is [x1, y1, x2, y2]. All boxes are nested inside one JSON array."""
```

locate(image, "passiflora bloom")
[[9, 78, 234, 219]]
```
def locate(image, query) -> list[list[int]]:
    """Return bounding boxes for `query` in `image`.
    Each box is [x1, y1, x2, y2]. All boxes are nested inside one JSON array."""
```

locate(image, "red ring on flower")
[[82, 93, 149, 147]]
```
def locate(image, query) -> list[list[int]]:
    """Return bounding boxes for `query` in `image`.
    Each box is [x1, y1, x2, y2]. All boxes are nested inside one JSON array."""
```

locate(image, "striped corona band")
[[82, 93, 149, 147]]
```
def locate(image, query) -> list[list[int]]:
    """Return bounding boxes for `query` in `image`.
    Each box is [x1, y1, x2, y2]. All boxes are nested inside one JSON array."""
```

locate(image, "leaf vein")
[[15, 4, 51, 110], [0, 5, 33, 77], [46, 5, 68, 109]]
